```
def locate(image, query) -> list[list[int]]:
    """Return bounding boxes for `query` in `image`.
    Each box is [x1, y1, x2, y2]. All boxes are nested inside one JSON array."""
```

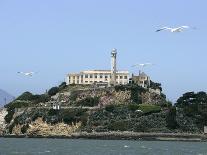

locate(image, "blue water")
[[0, 138, 207, 155]]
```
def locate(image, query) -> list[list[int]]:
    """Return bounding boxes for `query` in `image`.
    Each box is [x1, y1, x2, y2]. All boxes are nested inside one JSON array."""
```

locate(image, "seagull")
[[17, 72, 35, 76], [132, 63, 153, 67], [156, 26, 191, 32]]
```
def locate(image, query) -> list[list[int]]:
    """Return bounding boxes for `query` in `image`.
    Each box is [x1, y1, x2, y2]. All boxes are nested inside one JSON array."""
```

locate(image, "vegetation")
[[166, 106, 178, 129], [115, 84, 145, 104], [175, 91, 207, 130], [76, 97, 99, 107], [138, 104, 161, 114], [48, 87, 59, 96], [150, 81, 162, 91]]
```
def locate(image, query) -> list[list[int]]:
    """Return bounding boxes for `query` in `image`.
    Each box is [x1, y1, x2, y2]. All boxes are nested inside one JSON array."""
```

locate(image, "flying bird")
[[132, 63, 153, 67], [156, 26, 191, 32], [17, 72, 35, 76]]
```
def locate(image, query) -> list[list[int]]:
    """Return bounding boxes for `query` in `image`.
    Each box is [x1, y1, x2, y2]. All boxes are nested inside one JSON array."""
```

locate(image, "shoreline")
[[1, 132, 207, 142]]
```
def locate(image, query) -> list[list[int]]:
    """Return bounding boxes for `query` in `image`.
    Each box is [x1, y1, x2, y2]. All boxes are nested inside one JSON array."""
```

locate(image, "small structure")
[[52, 102, 61, 110], [110, 48, 117, 86], [130, 71, 150, 88], [204, 126, 207, 134]]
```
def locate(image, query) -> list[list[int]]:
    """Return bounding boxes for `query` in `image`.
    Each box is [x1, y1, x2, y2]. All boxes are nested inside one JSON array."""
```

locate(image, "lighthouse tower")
[[110, 48, 117, 86]]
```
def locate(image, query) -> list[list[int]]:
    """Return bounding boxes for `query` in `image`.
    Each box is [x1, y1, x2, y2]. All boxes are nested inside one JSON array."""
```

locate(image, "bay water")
[[0, 138, 207, 155]]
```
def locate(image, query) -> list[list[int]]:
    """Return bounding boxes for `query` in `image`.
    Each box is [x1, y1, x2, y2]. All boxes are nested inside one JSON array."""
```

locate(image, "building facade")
[[66, 49, 129, 86], [66, 70, 129, 86], [130, 71, 150, 88]]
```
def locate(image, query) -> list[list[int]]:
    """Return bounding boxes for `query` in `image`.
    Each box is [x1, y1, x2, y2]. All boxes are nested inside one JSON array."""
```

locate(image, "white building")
[[66, 70, 129, 86], [66, 49, 129, 86]]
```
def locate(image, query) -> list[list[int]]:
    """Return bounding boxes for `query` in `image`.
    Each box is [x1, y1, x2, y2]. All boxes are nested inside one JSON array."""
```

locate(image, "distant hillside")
[[0, 89, 14, 107]]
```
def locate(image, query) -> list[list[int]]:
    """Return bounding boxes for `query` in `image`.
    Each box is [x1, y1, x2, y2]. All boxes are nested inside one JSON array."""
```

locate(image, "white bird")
[[17, 72, 35, 76], [156, 26, 191, 32], [132, 63, 153, 67]]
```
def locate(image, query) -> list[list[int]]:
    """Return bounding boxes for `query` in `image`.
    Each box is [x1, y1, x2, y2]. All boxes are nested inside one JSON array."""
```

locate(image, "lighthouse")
[[111, 48, 117, 86]]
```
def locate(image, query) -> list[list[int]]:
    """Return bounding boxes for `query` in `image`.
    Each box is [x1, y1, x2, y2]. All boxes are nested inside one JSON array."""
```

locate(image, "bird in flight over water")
[[156, 26, 194, 33], [17, 72, 35, 76]]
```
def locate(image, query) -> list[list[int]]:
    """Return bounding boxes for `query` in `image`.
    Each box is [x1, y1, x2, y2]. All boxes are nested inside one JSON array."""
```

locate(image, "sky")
[[0, 0, 207, 102]]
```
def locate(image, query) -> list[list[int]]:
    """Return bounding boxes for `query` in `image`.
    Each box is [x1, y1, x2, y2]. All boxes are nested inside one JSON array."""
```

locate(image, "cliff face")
[[0, 108, 7, 134], [57, 86, 165, 107], [1, 84, 169, 136], [12, 117, 81, 136]]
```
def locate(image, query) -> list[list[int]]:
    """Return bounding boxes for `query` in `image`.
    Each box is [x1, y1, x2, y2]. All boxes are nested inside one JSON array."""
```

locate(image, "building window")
[[90, 74, 93, 78], [77, 80, 79, 84], [95, 74, 97, 78], [81, 75, 83, 78], [105, 75, 108, 79], [120, 76, 123, 79], [85, 74, 88, 78], [85, 81, 88, 83], [116, 76, 118, 79], [90, 81, 93, 83], [100, 74, 103, 78], [124, 76, 127, 79]]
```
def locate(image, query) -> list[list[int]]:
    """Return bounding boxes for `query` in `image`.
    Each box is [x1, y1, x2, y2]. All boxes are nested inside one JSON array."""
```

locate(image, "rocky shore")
[[1, 132, 207, 142]]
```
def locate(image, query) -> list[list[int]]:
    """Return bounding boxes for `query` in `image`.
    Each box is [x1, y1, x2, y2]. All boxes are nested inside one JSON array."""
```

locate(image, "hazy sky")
[[0, 0, 207, 102]]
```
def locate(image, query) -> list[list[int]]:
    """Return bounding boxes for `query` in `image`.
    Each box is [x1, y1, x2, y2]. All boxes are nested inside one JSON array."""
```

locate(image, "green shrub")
[[76, 97, 99, 107], [128, 104, 139, 111], [59, 82, 67, 90], [48, 109, 59, 116], [166, 106, 178, 129], [48, 87, 59, 96], [21, 124, 29, 134], [16, 92, 34, 101], [105, 104, 116, 112], [138, 104, 161, 114], [70, 91, 79, 101], [108, 120, 129, 131], [4, 107, 15, 123], [59, 109, 88, 125]]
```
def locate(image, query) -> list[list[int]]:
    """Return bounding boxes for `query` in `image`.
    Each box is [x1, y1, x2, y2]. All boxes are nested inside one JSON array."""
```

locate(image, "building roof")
[[139, 72, 148, 77], [68, 70, 129, 75]]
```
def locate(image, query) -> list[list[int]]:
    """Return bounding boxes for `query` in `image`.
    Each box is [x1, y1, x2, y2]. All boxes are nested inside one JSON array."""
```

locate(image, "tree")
[[166, 106, 178, 129], [59, 82, 67, 90], [48, 87, 59, 96]]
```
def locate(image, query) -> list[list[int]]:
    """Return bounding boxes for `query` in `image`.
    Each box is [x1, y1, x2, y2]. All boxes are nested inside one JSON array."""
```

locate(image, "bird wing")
[[156, 27, 171, 32], [145, 63, 153, 65], [17, 72, 24, 74], [180, 26, 190, 29]]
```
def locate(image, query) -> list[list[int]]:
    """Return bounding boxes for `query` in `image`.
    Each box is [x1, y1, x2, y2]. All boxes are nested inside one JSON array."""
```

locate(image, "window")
[[85, 74, 88, 78], [116, 76, 118, 79], [120, 76, 123, 79], [105, 75, 108, 79], [85, 81, 88, 83], [100, 74, 103, 78], [90, 74, 93, 78], [90, 81, 93, 83], [81, 75, 83, 78], [95, 74, 97, 78], [124, 76, 127, 79]]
